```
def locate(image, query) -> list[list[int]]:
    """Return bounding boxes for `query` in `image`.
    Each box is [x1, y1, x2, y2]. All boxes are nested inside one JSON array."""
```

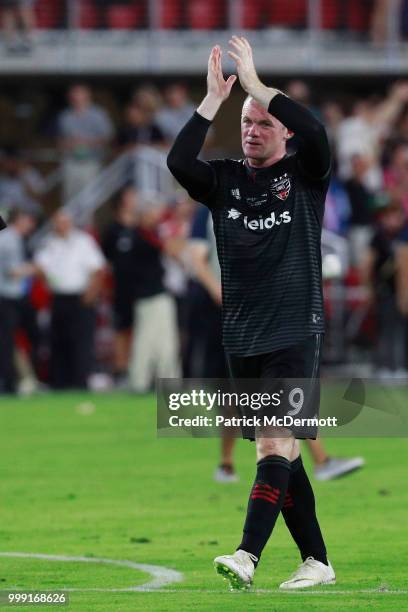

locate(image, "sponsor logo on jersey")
[[227, 207, 291, 230], [227, 208, 242, 219], [270, 173, 291, 201], [243, 210, 291, 231], [230, 188, 241, 200]]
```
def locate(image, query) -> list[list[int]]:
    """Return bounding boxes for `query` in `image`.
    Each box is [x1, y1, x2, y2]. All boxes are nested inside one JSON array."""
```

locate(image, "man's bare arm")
[[82, 269, 104, 306]]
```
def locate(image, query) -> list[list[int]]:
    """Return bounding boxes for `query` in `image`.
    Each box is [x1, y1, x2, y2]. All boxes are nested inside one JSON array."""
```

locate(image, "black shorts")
[[225, 333, 324, 440]]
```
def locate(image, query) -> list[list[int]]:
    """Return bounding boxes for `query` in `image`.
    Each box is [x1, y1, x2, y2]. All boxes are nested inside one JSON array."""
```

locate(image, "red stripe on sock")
[[251, 493, 280, 504], [253, 483, 280, 495], [253, 483, 273, 490], [253, 484, 281, 494]]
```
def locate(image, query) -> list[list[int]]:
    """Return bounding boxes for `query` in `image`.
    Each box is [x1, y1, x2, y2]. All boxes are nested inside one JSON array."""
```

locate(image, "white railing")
[[133, 146, 177, 204], [30, 145, 177, 248]]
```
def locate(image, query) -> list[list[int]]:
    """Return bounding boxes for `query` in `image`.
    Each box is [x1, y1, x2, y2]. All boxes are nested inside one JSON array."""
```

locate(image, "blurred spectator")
[[285, 80, 321, 119], [58, 84, 114, 203], [394, 106, 408, 141], [286, 80, 311, 105], [158, 193, 195, 298], [324, 177, 351, 235], [363, 203, 408, 376], [35, 211, 105, 389], [384, 106, 408, 158], [336, 83, 408, 190], [132, 85, 162, 117], [0, 147, 43, 217], [185, 203, 223, 377], [321, 100, 345, 170], [383, 142, 408, 215], [0, 209, 37, 393], [344, 154, 375, 265], [157, 192, 195, 368], [103, 187, 186, 387], [156, 83, 196, 142], [102, 187, 139, 382], [1, 0, 36, 54], [126, 189, 180, 392], [189, 204, 238, 482], [117, 102, 166, 150]]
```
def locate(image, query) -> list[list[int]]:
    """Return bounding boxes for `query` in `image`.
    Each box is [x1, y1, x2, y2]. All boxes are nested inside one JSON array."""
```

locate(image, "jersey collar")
[[244, 154, 290, 181]]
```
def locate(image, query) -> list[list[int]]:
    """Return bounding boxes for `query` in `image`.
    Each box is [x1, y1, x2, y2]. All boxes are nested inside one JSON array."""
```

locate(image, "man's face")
[[126, 103, 145, 126], [241, 99, 290, 164], [69, 85, 90, 110], [381, 208, 405, 234], [119, 188, 138, 223], [17, 214, 36, 236], [53, 212, 72, 236], [165, 84, 187, 109]]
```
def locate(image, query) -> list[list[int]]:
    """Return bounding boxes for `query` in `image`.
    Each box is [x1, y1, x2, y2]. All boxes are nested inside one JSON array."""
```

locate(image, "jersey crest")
[[270, 173, 291, 201]]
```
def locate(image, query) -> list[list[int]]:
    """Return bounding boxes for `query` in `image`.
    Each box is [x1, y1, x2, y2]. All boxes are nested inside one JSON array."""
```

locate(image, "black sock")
[[238, 455, 291, 563], [281, 456, 328, 565]]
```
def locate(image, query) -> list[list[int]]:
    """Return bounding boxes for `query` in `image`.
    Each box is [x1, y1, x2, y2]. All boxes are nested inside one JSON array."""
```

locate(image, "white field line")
[[0, 553, 407, 596], [148, 588, 408, 595], [0, 552, 183, 592]]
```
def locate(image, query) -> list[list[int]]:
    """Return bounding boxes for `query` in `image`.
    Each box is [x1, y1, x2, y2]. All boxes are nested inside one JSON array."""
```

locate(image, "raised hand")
[[207, 45, 237, 102], [228, 36, 260, 95], [197, 45, 237, 120]]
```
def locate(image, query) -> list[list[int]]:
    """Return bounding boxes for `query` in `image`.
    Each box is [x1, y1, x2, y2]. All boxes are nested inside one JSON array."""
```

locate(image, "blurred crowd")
[[1, 76, 408, 394]]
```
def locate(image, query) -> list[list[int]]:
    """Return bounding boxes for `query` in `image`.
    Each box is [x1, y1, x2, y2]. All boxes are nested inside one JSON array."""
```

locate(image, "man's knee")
[[290, 439, 300, 461], [256, 431, 295, 461]]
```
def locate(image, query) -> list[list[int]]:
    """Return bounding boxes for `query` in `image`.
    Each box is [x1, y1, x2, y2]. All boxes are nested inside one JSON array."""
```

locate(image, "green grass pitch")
[[0, 392, 407, 611]]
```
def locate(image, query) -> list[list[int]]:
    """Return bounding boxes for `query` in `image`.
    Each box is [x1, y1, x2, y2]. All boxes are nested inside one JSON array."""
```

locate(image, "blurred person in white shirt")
[[35, 211, 105, 389], [336, 83, 408, 190]]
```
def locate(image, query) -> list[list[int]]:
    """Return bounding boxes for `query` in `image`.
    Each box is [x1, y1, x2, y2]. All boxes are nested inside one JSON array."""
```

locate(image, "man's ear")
[[285, 130, 294, 140]]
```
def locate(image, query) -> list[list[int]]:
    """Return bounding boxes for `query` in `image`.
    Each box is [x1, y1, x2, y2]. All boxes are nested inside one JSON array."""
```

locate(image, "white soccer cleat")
[[314, 457, 364, 481], [214, 549, 257, 590], [279, 557, 335, 590]]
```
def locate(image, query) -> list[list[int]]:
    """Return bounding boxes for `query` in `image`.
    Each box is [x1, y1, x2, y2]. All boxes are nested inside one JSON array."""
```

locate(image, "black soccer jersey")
[[168, 93, 331, 356], [202, 155, 327, 355]]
